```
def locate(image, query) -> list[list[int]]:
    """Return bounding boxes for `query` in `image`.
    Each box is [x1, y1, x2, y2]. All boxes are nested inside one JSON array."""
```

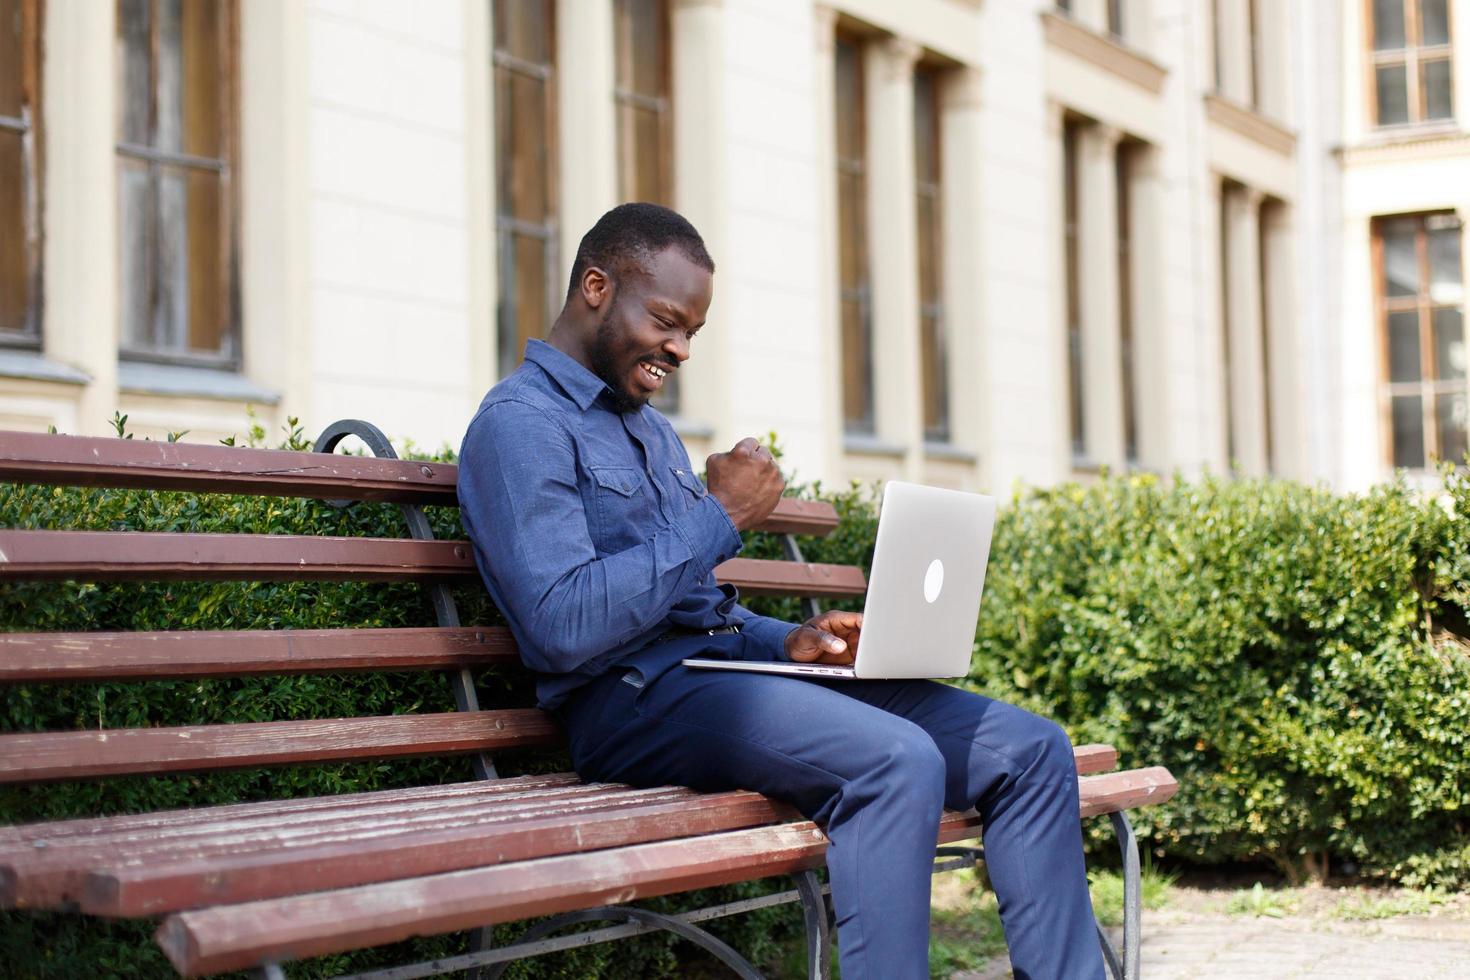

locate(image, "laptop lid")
[[853, 481, 997, 679]]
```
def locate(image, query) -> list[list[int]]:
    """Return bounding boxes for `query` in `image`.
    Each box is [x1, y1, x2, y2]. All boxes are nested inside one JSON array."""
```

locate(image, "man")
[[458, 203, 1104, 979]]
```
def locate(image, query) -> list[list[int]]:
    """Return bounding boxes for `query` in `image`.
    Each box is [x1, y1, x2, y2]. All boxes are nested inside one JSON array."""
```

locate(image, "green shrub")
[[963, 470, 1470, 886]]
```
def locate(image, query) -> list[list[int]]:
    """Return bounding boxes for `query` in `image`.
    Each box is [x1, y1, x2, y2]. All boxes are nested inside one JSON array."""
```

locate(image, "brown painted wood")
[[713, 558, 867, 597], [1071, 743, 1117, 776], [1077, 766, 1179, 819], [5, 782, 703, 911], [0, 710, 560, 783], [0, 432, 840, 536], [0, 627, 518, 682], [156, 810, 987, 975], [87, 790, 799, 916], [0, 530, 476, 582], [0, 431, 458, 504]]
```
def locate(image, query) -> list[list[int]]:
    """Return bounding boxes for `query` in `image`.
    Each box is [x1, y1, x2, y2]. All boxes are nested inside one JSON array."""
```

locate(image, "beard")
[[588, 296, 674, 414]]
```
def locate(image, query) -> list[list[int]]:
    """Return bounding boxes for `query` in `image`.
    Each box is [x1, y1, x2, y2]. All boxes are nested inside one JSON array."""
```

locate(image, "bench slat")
[[4, 783, 709, 912], [0, 627, 518, 682], [0, 432, 458, 504], [155, 766, 1176, 976], [713, 557, 866, 597], [90, 790, 797, 916], [0, 711, 560, 783], [1077, 765, 1178, 818], [0, 530, 475, 582], [0, 532, 858, 597], [0, 432, 841, 536]]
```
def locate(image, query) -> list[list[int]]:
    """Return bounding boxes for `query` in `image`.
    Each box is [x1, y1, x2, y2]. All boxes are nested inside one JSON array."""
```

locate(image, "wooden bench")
[[0, 421, 1178, 979]]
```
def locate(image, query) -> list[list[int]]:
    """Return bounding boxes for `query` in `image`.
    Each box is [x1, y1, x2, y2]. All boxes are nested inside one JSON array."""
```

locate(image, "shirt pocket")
[[590, 466, 648, 543], [669, 465, 708, 503]]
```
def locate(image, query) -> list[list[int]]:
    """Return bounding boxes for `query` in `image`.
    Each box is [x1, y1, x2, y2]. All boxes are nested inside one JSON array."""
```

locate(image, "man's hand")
[[706, 438, 784, 531], [786, 610, 863, 664]]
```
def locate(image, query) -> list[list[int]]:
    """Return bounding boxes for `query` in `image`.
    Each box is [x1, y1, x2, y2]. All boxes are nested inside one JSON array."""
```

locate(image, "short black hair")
[[566, 203, 715, 299]]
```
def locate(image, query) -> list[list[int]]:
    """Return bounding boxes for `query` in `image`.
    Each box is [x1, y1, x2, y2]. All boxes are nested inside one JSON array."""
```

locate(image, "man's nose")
[[664, 333, 691, 363]]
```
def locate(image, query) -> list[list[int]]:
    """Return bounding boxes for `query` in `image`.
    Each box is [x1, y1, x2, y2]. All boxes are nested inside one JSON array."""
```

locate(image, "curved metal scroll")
[[312, 419, 494, 783], [795, 869, 832, 979], [474, 906, 766, 980]]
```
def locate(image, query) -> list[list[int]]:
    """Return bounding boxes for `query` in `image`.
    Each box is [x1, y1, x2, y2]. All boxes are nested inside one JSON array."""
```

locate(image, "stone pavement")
[[955, 912, 1470, 979]]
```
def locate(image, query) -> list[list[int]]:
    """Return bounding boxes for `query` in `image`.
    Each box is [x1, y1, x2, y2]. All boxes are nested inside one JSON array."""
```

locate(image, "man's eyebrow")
[[649, 299, 701, 328]]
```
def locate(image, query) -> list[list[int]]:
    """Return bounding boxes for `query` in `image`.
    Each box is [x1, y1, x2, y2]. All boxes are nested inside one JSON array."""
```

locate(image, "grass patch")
[[928, 892, 1008, 977], [1225, 882, 1299, 918], [1332, 888, 1454, 920], [1088, 861, 1177, 927]]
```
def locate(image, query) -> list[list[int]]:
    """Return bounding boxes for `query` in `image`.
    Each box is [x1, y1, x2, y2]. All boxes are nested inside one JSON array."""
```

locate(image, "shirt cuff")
[[671, 493, 745, 579], [740, 614, 798, 662]]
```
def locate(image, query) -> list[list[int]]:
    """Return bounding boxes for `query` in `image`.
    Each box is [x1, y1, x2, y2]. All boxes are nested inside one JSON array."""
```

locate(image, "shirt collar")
[[523, 339, 610, 413]]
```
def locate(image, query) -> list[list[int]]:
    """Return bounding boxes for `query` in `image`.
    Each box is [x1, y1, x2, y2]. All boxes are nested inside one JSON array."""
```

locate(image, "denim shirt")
[[458, 340, 795, 709]]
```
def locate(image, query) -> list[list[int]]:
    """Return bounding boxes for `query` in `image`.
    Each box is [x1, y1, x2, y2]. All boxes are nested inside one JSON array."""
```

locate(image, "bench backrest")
[[0, 424, 866, 788]]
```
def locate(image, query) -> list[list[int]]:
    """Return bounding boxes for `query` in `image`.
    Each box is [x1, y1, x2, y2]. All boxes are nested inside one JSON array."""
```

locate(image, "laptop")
[[682, 481, 997, 679]]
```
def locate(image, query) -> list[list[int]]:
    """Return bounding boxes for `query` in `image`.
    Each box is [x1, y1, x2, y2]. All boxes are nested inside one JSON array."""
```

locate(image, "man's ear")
[[580, 266, 612, 310]]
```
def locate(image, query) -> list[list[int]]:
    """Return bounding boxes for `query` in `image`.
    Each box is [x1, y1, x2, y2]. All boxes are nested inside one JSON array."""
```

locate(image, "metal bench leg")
[[795, 869, 832, 979], [251, 964, 287, 980], [1101, 809, 1141, 980], [467, 907, 765, 980]]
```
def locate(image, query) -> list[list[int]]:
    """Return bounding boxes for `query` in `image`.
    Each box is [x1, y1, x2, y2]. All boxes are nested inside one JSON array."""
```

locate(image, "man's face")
[[588, 246, 712, 413]]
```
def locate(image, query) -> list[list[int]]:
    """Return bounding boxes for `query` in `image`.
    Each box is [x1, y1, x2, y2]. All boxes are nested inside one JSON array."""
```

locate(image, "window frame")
[[0, 0, 44, 349], [1062, 118, 1086, 462], [1365, 0, 1456, 129], [1373, 211, 1468, 469], [613, 0, 672, 207], [914, 63, 948, 444], [492, 0, 560, 380], [114, 0, 242, 370], [835, 32, 875, 437]]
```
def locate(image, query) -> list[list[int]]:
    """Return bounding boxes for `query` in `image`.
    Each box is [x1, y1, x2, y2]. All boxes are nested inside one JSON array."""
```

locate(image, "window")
[[1106, 0, 1124, 39], [494, 0, 558, 378], [1369, 0, 1455, 126], [1219, 184, 1236, 462], [614, 0, 670, 206], [1062, 120, 1085, 460], [1376, 213, 1466, 468], [0, 0, 41, 346], [1116, 142, 1138, 463], [835, 35, 874, 436], [116, 0, 239, 367], [914, 68, 948, 444]]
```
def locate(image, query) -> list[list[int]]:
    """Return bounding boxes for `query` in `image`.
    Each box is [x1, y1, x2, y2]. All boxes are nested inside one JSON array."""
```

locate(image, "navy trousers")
[[557, 635, 1106, 980]]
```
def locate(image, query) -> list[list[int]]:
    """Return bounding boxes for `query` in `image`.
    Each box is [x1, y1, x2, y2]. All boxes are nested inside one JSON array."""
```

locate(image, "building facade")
[[0, 0, 1466, 494]]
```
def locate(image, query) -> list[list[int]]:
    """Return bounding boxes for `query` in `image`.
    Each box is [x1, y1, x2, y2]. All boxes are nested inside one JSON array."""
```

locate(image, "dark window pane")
[[913, 70, 938, 183], [1376, 64, 1410, 124], [0, 0, 22, 118], [837, 172, 866, 290], [496, 71, 551, 222], [916, 193, 939, 302], [498, 232, 551, 371], [615, 0, 663, 99], [1107, 0, 1123, 37], [1381, 222, 1419, 296], [1392, 395, 1426, 468], [1428, 225, 1463, 304], [1063, 123, 1083, 456], [1437, 392, 1468, 464], [118, 0, 153, 146], [614, 0, 669, 206], [1423, 58, 1454, 120], [0, 128, 26, 333], [494, 0, 548, 63], [1373, 0, 1406, 49], [180, 0, 225, 158], [840, 297, 873, 433], [834, 40, 862, 164], [1420, 0, 1450, 45], [921, 311, 948, 441], [1388, 309, 1422, 382], [119, 159, 153, 349], [1433, 308, 1465, 380]]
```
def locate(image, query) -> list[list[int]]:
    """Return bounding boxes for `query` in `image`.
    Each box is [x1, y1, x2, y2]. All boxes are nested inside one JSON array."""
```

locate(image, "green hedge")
[[4, 419, 1469, 975]]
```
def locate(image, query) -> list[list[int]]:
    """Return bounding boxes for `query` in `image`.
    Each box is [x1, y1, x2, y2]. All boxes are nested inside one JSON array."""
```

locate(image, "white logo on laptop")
[[923, 558, 944, 603]]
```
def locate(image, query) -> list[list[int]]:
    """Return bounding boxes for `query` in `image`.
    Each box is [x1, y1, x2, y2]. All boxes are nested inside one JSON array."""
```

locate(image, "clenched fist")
[[706, 437, 784, 531]]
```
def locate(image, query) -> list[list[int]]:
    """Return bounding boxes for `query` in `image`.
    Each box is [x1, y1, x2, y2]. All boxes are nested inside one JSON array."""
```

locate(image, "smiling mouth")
[[639, 361, 673, 387]]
